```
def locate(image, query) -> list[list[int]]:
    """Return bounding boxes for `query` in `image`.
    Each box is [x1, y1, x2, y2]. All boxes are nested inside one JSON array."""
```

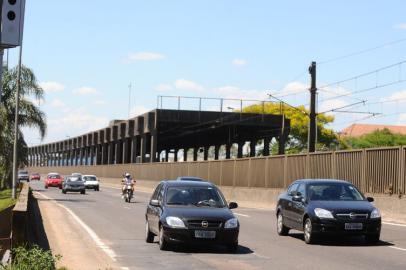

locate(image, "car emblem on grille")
[[201, 221, 209, 228], [349, 213, 357, 219]]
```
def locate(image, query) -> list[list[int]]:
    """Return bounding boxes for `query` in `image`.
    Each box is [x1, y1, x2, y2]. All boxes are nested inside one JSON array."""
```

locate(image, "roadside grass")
[[0, 189, 16, 212]]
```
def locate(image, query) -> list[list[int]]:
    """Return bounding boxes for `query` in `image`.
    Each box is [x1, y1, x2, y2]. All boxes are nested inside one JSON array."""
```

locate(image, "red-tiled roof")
[[341, 124, 406, 137]]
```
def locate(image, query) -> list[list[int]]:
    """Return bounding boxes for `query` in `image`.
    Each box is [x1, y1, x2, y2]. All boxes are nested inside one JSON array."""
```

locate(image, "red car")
[[30, 173, 41, 181], [45, 173, 63, 189]]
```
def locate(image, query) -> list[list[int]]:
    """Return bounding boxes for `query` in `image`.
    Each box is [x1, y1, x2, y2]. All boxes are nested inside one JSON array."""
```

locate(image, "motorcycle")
[[123, 184, 133, 203]]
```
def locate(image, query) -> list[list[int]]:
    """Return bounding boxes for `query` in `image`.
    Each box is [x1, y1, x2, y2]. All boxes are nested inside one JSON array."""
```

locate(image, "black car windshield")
[[307, 183, 365, 201], [166, 186, 226, 207]]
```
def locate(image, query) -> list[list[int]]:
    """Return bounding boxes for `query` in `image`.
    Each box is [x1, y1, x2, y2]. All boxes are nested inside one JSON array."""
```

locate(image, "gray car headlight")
[[370, 208, 381, 219], [224, 218, 239, 229], [314, 208, 335, 219], [166, 217, 186, 228]]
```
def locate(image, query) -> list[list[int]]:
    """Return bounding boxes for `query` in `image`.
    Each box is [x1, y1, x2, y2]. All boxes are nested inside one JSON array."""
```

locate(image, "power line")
[[318, 37, 406, 65]]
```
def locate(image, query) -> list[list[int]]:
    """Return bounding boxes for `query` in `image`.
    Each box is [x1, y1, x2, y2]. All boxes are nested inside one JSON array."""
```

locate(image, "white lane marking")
[[234, 213, 250, 218], [35, 192, 118, 262], [121, 267, 130, 270], [252, 252, 271, 259], [388, 246, 406, 252], [124, 206, 131, 210], [383, 222, 406, 228]]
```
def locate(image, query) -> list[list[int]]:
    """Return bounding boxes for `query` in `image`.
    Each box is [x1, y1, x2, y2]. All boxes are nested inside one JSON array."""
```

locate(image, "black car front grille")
[[186, 220, 223, 229], [335, 213, 369, 221]]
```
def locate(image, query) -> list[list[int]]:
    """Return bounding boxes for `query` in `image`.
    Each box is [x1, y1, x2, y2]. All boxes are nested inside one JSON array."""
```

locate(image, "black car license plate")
[[345, 223, 363, 230], [195, 230, 216, 239]]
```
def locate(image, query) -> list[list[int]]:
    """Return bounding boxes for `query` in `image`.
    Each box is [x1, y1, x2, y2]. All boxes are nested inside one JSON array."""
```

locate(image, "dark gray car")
[[62, 176, 86, 194], [18, 170, 29, 182]]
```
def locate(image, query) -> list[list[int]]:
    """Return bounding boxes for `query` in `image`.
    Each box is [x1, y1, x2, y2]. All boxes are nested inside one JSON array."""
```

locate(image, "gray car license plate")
[[345, 223, 363, 230], [195, 230, 216, 239]]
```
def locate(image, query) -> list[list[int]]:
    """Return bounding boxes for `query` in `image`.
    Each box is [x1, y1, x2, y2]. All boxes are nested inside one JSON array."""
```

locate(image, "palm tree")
[[0, 65, 47, 188]]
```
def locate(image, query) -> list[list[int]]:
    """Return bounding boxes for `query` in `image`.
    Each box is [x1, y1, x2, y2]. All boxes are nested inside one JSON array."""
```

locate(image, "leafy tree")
[[242, 102, 338, 153], [0, 66, 46, 188], [342, 128, 406, 149]]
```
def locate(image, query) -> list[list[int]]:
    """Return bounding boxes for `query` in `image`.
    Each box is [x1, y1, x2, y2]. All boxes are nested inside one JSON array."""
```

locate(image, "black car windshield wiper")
[[194, 200, 220, 207], [166, 202, 191, 205]]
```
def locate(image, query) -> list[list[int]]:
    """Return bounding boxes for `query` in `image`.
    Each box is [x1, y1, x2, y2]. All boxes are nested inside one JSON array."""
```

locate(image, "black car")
[[276, 179, 381, 244], [62, 176, 86, 194], [145, 180, 239, 251]]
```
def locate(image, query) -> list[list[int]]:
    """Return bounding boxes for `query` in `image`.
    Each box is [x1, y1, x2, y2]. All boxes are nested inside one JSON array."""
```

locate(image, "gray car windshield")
[[68, 177, 81, 182], [166, 186, 226, 207], [308, 183, 365, 201]]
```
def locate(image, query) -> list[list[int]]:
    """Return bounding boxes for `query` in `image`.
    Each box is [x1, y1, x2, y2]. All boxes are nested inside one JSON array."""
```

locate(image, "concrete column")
[[123, 138, 130, 164], [214, 145, 220, 160], [174, 149, 178, 162], [225, 144, 231, 159], [70, 149, 75, 166], [102, 143, 108, 165], [203, 146, 209, 161], [250, 140, 256, 157], [150, 132, 157, 163], [140, 135, 147, 163], [116, 140, 123, 164], [108, 142, 115, 164], [237, 142, 244, 158], [131, 136, 138, 163], [183, 148, 188, 161], [193, 148, 198, 161], [263, 138, 270, 156]]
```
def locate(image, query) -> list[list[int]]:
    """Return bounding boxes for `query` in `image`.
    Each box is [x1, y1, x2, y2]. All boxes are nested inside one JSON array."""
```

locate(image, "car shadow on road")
[[36, 197, 96, 203], [288, 232, 394, 247], [159, 242, 254, 255]]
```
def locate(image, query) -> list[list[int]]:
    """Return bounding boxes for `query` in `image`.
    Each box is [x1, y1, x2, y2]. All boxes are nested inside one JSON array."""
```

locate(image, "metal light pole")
[[11, 43, 23, 199]]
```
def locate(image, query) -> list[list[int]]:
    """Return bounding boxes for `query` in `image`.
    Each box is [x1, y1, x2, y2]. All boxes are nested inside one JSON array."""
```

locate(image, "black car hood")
[[309, 200, 375, 213], [164, 206, 235, 220]]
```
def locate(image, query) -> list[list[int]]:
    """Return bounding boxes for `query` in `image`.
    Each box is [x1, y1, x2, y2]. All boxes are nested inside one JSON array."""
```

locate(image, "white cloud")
[[155, 84, 173, 92], [175, 79, 204, 92], [125, 52, 165, 62], [129, 105, 149, 117], [398, 113, 406, 124], [319, 99, 349, 114], [394, 23, 406, 30], [213, 86, 269, 101], [232, 58, 247, 67], [26, 97, 44, 107], [39, 81, 65, 93], [382, 90, 406, 102], [72, 87, 99, 95], [93, 99, 107, 105], [50, 98, 70, 113]]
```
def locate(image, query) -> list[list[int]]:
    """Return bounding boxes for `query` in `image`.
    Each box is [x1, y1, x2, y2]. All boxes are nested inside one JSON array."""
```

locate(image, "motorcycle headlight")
[[224, 218, 239, 229], [370, 208, 381, 219], [314, 208, 334, 219], [166, 217, 186, 228]]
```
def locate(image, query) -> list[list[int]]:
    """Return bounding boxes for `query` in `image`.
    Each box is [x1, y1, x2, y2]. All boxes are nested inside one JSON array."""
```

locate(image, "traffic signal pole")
[[308, 61, 317, 153]]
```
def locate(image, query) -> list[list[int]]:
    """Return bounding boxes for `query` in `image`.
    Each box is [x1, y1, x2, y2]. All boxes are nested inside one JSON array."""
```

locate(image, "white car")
[[82, 175, 100, 191]]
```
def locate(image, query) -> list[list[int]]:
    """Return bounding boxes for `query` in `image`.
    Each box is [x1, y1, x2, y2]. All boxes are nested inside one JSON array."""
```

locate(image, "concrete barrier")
[[11, 183, 30, 248]]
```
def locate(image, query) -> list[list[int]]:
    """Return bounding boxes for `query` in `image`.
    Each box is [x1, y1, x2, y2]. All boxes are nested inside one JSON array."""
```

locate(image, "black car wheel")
[[365, 234, 380, 244], [81, 190, 86, 195], [277, 212, 290, 236], [159, 225, 169, 250], [145, 221, 154, 243], [304, 218, 316, 244]]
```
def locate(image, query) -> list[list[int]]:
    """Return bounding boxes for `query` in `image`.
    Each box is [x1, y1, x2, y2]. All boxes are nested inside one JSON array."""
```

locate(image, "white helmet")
[[125, 173, 131, 178]]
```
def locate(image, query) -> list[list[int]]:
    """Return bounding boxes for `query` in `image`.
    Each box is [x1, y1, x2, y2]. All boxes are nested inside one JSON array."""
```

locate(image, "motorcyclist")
[[121, 173, 136, 197]]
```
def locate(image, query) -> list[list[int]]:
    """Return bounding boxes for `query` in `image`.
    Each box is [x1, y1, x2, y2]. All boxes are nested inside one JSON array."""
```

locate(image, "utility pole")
[[308, 61, 317, 153]]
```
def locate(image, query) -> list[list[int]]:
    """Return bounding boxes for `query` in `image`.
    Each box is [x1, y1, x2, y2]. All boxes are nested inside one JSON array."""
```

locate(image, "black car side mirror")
[[366, 197, 374, 202], [292, 195, 303, 202], [229, 202, 238, 209], [150, 199, 160, 207]]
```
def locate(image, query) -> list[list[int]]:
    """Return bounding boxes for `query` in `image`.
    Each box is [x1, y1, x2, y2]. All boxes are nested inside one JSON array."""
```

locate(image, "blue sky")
[[11, 0, 406, 145]]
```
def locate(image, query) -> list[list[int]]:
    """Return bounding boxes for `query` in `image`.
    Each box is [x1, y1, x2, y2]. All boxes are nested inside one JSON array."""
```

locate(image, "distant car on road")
[[276, 179, 381, 244], [71, 173, 83, 178], [18, 170, 29, 182], [30, 172, 41, 181], [145, 180, 239, 251], [45, 173, 63, 189], [62, 176, 86, 194], [83, 175, 100, 191], [176, 176, 204, 181]]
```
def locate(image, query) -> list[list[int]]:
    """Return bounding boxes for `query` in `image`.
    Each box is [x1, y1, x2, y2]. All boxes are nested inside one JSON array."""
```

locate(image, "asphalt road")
[[30, 181, 406, 270]]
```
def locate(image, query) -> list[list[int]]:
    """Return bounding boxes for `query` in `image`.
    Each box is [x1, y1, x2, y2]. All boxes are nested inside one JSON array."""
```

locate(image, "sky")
[[9, 0, 406, 145]]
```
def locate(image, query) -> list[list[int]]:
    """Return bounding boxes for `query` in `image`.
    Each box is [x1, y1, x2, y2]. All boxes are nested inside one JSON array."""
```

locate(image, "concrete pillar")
[[225, 144, 231, 159], [131, 136, 138, 163], [193, 148, 198, 161], [203, 146, 209, 161], [150, 132, 157, 163], [123, 138, 130, 164], [102, 144, 108, 165], [108, 142, 115, 164], [116, 140, 123, 164], [174, 149, 178, 162], [183, 148, 188, 161], [214, 145, 220, 160], [70, 149, 75, 166], [237, 142, 244, 158], [141, 135, 147, 163], [264, 138, 270, 156], [250, 140, 256, 157]]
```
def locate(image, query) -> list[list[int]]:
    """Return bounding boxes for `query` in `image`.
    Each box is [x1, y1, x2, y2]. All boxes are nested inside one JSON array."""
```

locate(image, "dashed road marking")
[[383, 221, 406, 228], [234, 213, 250, 218], [35, 192, 118, 262], [388, 246, 406, 252]]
